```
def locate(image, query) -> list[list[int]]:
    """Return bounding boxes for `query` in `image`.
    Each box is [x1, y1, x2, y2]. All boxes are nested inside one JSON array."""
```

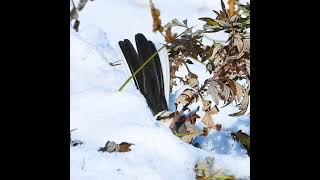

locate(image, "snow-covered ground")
[[70, 0, 250, 179]]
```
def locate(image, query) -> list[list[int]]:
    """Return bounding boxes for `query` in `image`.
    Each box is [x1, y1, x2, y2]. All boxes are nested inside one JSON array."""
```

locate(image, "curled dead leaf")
[[229, 85, 249, 116]]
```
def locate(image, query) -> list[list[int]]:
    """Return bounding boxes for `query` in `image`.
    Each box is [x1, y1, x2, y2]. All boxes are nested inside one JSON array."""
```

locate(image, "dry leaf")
[[172, 18, 188, 28], [207, 81, 220, 105], [98, 141, 134, 153], [201, 113, 215, 129], [176, 89, 196, 105], [229, 85, 249, 116], [202, 127, 209, 136], [187, 77, 199, 90], [119, 142, 135, 152]]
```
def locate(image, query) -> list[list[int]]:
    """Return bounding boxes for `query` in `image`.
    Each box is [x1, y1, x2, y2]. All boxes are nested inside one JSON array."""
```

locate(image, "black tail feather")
[[119, 33, 168, 115], [118, 39, 145, 94]]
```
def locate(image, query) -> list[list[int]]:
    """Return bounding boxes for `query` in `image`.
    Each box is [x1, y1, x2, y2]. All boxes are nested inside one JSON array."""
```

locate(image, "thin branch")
[[183, 62, 191, 74], [81, 157, 85, 171], [71, 0, 77, 8]]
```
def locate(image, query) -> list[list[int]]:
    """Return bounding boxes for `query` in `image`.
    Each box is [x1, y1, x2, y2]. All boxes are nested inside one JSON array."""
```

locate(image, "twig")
[[70, 128, 78, 132], [183, 62, 191, 74], [160, 31, 166, 38], [109, 60, 122, 66], [175, 130, 204, 137], [71, 0, 77, 8], [175, 76, 187, 84], [81, 157, 85, 171]]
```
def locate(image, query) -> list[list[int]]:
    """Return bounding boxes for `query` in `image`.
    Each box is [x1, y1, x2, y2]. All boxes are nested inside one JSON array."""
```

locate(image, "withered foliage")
[[70, 0, 94, 31], [151, 0, 250, 116]]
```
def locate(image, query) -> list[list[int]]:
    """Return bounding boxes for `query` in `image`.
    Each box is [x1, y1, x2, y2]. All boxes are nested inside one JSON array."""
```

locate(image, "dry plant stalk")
[[149, 0, 163, 32], [228, 0, 235, 16]]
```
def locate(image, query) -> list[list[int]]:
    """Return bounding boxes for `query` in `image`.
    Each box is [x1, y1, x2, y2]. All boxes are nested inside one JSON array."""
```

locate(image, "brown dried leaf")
[[98, 141, 134, 153], [221, 88, 235, 108], [234, 81, 244, 97], [207, 81, 220, 105], [176, 89, 195, 105], [220, 0, 229, 18], [202, 127, 209, 136], [119, 142, 135, 152], [234, 35, 244, 53], [229, 86, 249, 116], [226, 79, 237, 95], [201, 113, 215, 129], [222, 84, 230, 102]]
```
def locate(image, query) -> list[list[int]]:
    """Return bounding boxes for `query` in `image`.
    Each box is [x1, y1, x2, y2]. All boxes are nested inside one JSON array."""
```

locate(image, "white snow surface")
[[70, 0, 250, 179]]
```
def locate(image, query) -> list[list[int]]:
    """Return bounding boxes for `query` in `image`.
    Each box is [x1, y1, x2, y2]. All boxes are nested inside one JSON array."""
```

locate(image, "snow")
[[71, 0, 250, 179]]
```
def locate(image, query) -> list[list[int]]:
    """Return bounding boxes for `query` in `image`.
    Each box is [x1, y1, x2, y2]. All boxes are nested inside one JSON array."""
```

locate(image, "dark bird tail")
[[119, 33, 168, 115]]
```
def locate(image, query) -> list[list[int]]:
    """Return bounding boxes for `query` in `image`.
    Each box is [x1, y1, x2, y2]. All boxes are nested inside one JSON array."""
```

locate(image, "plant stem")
[[70, 128, 78, 132], [228, 0, 235, 16], [183, 62, 191, 74], [175, 130, 203, 137]]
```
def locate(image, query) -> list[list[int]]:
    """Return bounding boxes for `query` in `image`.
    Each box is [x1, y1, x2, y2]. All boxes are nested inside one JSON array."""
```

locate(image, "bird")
[[118, 33, 176, 128]]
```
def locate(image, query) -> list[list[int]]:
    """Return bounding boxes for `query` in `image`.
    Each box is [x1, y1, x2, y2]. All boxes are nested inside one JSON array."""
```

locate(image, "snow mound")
[[70, 27, 210, 180]]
